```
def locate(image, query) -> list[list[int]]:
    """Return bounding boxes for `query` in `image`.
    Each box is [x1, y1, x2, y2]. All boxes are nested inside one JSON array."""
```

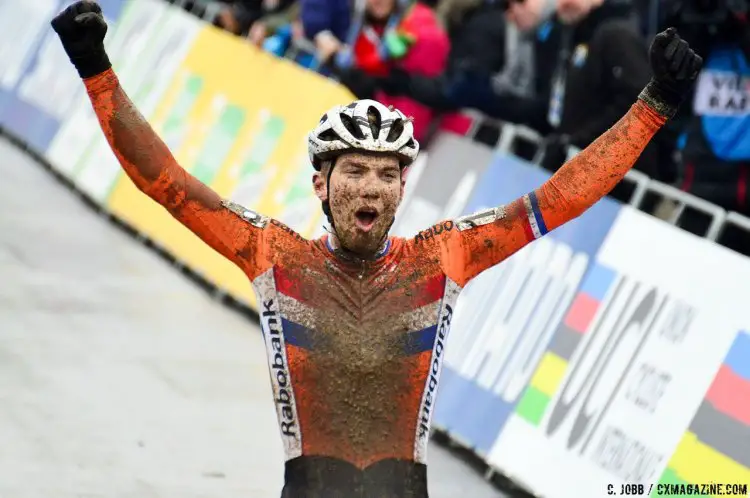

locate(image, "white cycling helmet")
[[308, 99, 420, 170]]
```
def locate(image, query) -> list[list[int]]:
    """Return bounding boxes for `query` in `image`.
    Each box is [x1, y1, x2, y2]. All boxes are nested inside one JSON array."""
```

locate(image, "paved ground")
[[0, 136, 505, 498]]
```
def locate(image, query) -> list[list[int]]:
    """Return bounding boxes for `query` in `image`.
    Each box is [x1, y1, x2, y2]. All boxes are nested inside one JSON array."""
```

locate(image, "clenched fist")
[[51, 0, 111, 79], [640, 27, 703, 118]]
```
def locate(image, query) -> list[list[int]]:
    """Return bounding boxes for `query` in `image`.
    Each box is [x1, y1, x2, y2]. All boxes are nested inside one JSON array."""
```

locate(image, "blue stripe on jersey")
[[529, 191, 548, 236], [282, 318, 318, 350], [403, 325, 438, 356]]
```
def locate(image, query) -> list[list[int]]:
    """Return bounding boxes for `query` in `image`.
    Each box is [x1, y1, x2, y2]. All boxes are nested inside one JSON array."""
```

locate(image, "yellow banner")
[[106, 25, 354, 309]]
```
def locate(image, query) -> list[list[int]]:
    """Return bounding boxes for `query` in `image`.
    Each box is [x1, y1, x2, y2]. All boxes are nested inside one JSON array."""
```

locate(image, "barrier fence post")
[[639, 179, 727, 240], [725, 211, 750, 232]]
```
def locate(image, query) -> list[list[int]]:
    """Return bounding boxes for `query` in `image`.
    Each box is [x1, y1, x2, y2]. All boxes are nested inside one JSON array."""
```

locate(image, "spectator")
[[300, 0, 354, 56], [383, 0, 663, 180], [663, 2, 750, 217], [374, 0, 511, 115], [215, 0, 299, 41], [478, 0, 559, 129], [534, 0, 661, 177], [377, 0, 558, 131], [320, 0, 451, 141]]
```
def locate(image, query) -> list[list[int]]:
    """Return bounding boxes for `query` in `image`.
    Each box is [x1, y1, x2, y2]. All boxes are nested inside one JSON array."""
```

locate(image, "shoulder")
[[411, 219, 458, 246], [222, 199, 309, 245], [406, 4, 446, 33], [222, 200, 272, 229], [408, 206, 507, 247]]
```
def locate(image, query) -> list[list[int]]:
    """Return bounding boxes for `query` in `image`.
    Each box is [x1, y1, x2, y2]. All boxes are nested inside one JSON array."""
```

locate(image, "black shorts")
[[281, 456, 429, 497]]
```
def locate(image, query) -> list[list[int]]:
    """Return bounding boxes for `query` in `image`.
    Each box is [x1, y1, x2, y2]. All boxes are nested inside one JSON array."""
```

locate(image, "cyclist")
[[51, 2, 702, 496]]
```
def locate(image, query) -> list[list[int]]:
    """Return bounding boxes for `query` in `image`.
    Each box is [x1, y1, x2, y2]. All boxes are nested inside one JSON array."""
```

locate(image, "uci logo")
[[542, 279, 695, 482]]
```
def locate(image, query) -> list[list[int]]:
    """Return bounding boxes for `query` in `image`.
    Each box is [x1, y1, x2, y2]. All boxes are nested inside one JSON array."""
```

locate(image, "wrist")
[[83, 66, 118, 95], [638, 78, 682, 119], [71, 48, 111, 79]]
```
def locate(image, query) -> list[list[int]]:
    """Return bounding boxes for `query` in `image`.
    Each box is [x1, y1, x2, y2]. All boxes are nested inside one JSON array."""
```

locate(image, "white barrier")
[[419, 150, 750, 497]]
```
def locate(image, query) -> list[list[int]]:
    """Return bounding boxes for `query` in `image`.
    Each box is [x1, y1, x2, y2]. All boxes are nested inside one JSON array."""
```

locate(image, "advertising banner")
[[104, 24, 354, 309], [487, 207, 750, 497], [657, 329, 750, 494], [432, 152, 621, 456], [391, 132, 494, 238], [0, 0, 126, 153]]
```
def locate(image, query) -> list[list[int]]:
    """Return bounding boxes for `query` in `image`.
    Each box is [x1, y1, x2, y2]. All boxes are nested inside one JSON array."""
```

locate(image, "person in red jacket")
[[330, 0, 451, 141], [51, 1, 701, 495]]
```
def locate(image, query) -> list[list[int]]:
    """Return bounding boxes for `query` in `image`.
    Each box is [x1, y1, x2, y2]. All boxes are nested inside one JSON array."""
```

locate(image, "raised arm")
[[434, 28, 703, 287], [52, 1, 267, 275], [88, 70, 269, 270]]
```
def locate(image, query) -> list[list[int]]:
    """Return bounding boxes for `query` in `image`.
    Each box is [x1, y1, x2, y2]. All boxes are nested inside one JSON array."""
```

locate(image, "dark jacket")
[[537, 1, 666, 179], [476, 18, 561, 133], [555, 2, 649, 148], [300, 0, 352, 41]]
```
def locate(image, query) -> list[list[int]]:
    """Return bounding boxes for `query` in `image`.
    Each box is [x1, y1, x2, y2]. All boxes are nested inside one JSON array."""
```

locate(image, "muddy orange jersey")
[[84, 68, 666, 497]]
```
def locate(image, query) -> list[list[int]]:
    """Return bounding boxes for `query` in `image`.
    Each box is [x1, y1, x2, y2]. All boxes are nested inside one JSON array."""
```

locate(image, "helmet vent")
[[386, 119, 404, 142], [367, 106, 381, 139], [340, 113, 365, 140], [317, 129, 339, 141]]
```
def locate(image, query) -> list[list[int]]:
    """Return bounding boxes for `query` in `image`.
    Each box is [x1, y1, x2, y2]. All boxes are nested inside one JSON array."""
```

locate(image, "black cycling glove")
[[51, 0, 111, 79], [639, 27, 703, 118]]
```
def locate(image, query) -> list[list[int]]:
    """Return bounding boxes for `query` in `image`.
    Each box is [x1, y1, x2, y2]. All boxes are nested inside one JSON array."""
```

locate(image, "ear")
[[313, 171, 328, 202]]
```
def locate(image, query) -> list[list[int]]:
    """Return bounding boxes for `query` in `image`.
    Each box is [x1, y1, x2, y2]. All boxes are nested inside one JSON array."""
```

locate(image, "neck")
[[327, 231, 390, 261]]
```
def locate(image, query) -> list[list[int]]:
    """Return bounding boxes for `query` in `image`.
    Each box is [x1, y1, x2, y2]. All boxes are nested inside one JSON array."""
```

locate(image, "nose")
[[360, 172, 381, 199]]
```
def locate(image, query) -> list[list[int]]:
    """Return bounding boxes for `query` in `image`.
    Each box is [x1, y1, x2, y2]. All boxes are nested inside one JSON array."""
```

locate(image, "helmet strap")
[[322, 159, 337, 232]]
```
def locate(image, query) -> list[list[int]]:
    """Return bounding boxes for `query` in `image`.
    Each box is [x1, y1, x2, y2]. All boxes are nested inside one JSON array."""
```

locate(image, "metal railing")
[[446, 112, 750, 253]]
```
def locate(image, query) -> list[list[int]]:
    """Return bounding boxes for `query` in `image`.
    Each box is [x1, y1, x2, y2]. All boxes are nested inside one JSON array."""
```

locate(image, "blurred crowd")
[[172, 0, 750, 251]]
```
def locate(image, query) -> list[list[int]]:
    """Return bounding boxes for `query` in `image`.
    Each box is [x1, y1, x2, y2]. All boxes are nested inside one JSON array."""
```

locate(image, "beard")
[[334, 209, 395, 258], [329, 191, 398, 258]]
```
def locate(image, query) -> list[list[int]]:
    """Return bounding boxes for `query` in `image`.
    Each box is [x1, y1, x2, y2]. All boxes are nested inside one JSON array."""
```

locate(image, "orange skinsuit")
[[84, 67, 666, 497]]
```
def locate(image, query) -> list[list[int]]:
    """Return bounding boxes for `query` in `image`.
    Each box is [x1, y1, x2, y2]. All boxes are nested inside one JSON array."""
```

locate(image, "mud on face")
[[314, 152, 404, 257]]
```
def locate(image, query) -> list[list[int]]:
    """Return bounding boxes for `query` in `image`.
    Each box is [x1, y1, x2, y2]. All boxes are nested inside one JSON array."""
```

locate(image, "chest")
[[267, 254, 446, 367]]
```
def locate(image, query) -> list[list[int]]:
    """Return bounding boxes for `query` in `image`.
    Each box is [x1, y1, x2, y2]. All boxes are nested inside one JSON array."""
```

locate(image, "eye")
[[345, 167, 364, 177], [381, 170, 399, 182]]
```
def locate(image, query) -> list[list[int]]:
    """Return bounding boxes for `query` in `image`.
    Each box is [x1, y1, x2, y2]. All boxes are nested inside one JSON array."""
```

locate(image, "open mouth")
[[354, 207, 378, 232]]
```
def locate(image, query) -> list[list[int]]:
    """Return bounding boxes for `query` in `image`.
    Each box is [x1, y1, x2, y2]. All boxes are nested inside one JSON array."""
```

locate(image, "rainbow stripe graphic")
[[515, 263, 618, 425], [653, 330, 750, 495]]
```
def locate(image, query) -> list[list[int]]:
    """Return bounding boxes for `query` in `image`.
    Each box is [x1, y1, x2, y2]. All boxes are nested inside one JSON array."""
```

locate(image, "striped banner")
[[515, 262, 618, 425], [655, 330, 750, 493]]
